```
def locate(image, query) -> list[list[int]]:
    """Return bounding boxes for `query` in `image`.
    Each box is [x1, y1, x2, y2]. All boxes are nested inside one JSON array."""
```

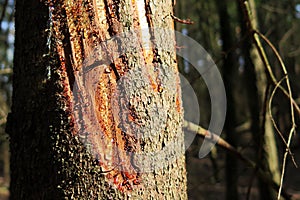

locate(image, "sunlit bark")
[[7, 0, 187, 199]]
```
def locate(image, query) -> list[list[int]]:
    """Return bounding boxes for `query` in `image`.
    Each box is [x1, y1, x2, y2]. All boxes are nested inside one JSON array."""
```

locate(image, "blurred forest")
[[176, 0, 300, 199], [0, 0, 300, 199], [0, 0, 13, 199]]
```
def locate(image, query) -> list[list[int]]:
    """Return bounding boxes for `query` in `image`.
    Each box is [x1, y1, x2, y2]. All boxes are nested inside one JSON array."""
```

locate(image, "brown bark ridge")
[[7, 0, 187, 199]]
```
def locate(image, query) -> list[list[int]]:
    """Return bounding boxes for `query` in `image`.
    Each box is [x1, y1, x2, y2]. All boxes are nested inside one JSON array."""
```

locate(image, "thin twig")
[[170, 14, 194, 24], [183, 120, 292, 200], [268, 76, 298, 167], [252, 31, 300, 115], [239, 1, 297, 198], [269, 77, 298, 199], [253, 29, 297, 200], [255, 30, 299, 114]]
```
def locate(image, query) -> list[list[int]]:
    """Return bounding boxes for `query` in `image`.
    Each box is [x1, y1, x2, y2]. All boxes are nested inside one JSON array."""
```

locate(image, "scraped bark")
[[7, 0, 187, 199]]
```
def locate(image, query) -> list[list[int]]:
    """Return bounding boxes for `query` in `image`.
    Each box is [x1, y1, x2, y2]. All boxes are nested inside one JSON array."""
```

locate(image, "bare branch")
[[183, 120, 292, 200], [170, 14, 194, 24]]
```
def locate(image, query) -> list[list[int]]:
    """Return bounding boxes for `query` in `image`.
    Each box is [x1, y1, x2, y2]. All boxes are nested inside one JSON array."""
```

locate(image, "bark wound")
[[49, 0, 144, 193], [48, 0, 185, 196]]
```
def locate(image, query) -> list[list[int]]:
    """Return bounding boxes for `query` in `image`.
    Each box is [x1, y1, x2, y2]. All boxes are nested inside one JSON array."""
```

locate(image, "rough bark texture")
[[7, 0, 187, 199], [7, 1, 61, 199]]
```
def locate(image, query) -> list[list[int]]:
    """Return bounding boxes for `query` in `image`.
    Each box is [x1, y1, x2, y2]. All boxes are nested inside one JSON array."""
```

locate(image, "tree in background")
[[0, 0, 14, 197], [176, 0, 299, 199], [259, 0, 300, 138], [238, 0, 281, 199], [216, 1, 240, 199]]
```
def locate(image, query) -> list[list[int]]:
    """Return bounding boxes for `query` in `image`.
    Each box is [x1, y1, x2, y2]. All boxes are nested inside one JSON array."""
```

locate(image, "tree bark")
[[7, 0, 187, 199]]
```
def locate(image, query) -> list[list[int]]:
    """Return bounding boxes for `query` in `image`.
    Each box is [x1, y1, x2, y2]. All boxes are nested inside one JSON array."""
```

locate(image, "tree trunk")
[[7, 0, 187, 199], [216, 1, 239, 199], [238, 0, 280, 199]]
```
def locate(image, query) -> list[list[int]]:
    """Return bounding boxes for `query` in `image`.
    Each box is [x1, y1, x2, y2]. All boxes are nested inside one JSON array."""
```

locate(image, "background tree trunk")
[[216, 1, 239, 199], [238, 0, 280, 199], [7, 0, 187, 199]]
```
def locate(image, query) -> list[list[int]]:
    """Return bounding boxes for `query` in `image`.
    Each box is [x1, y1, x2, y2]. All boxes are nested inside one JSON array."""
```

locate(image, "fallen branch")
[[183, 120, 292, 200]]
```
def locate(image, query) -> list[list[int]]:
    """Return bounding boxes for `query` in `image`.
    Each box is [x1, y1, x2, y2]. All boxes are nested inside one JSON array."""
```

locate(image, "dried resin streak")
[[47, 0, 143, 193]]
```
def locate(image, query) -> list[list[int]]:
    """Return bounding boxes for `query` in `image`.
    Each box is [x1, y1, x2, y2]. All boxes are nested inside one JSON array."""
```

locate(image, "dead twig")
[[170, 14, 194, 24], [239, 1, 297, 198], [183, 120, 292, 200], [269, 76, 298, 167]]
